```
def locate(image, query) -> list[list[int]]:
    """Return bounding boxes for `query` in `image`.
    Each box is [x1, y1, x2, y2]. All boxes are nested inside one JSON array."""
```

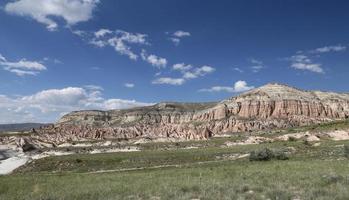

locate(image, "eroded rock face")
[[4, 83, 348, 145]]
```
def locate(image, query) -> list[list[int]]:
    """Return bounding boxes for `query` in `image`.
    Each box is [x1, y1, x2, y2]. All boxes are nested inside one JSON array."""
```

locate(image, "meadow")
[[1, 136, 349, 200]]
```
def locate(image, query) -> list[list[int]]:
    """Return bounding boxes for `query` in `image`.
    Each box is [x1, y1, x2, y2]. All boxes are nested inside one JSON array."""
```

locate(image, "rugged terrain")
[[1, 83, 349, 199], [1, 83, 349, 147]]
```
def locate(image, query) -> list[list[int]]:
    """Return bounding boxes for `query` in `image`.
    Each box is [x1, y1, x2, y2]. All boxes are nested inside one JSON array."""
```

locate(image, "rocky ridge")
[[2, 83, 349, 146]]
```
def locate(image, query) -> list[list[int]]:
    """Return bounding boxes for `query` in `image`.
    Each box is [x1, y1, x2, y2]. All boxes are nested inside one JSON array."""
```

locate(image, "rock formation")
[[2, 83, 349, 145]]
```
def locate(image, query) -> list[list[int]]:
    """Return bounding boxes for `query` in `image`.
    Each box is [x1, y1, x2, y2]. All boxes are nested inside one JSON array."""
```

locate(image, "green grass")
[[1, 158, 349, 199]]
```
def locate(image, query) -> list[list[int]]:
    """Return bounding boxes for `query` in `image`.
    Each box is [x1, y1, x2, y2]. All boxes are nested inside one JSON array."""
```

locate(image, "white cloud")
[[183, 65, 215, 79], [89, 29, 148, 61], [289, 54, 324, 73], [310, 45, 347, 54], [6, 69, 39, 76], [288, 44, 346, 74], [0, 54, 47, 76], [107, 37, 139, 60], [0, 54, 6, 61], [199, 80, 254, 93], [53, 59, 63, 64], [249, 58, 264, 73], [141, 50, 167, 68], [233, 67, 243, 73], [154, 72, 161, 76], [124, 83, 135, 88], [43, 57, 63, 64], [5, 0, 100, 31], [169, 38, 181, 46], [0, 86, 152, 123], [169, 30, 191, 45], [84, 85, 104, 91], [152, 77, 185, 85], [72, 30, 87, 37], [172, 63, 192, 72], [173, 31, 191, 37], [152, 65, 215, 86], [234, 80, 255, 92], [102, 99, 149, 110], [94, 29, 112, 38], [291, 63, 323, 73]]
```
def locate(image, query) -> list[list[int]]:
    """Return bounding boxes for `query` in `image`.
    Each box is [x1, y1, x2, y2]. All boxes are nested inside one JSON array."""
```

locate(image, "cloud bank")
[[0, 86, 152, 123]]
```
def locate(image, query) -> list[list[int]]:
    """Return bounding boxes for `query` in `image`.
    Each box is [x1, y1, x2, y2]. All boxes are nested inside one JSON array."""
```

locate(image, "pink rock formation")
[[2, 83, 349, 145]]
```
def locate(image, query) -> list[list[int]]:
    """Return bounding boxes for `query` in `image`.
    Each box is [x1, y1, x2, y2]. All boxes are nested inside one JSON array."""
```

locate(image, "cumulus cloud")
[[152, 77, 185, 85], [0, 86, 152, 123], [289, 54, 324, 73], [310, 45, 347, 54], [0, 54, 47, 76], [141, 50, 167, 68], [199, 80, 254, 93], [5, 0, 100, 31], [168, 30, 191, 46], [124, 83, 135, 88]]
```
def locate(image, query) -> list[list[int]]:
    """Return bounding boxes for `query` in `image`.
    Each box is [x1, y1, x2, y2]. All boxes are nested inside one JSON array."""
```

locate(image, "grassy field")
[[0, 137, 349, 200]]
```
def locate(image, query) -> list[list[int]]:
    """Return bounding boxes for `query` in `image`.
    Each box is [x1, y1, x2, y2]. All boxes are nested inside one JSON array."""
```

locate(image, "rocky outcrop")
[[3, 83, 348, 145]]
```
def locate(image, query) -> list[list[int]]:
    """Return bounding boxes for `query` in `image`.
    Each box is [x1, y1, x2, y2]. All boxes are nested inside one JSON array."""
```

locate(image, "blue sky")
[[0, 0, 349, 123]]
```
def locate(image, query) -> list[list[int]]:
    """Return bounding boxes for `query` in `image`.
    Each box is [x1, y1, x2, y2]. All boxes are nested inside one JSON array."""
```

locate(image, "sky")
[[0, 0, 349, 123]]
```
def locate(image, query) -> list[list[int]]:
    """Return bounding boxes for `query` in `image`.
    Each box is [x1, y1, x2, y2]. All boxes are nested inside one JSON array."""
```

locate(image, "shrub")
[[274, 149, 289, 160], [249, 148, 274, 161], [249, 148, 289, 161], [288, 136, 297, 142]]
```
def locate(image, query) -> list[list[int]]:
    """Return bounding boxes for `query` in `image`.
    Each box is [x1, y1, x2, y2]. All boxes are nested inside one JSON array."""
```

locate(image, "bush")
[[344, 145, 349, 159], [274, 149, 289, 160], [249, 148, 289, 161], [249, 148, 274, 161]]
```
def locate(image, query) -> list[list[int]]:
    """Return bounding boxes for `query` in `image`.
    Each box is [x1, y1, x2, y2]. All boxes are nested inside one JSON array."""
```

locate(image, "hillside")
[[18, 83, 347, 145]]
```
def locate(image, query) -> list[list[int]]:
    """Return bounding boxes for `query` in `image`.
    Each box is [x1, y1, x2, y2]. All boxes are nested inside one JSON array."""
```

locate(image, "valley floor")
[[0, 140, 349, 200]]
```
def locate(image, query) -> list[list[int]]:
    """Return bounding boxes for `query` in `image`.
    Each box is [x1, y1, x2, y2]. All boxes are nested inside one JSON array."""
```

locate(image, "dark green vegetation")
[[0, 138, 349, 199], [249, 148, 289, 161]]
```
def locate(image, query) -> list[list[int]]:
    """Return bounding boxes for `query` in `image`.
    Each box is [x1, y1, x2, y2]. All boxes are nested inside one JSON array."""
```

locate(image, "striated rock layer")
[[3, 83, 349, 145]]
